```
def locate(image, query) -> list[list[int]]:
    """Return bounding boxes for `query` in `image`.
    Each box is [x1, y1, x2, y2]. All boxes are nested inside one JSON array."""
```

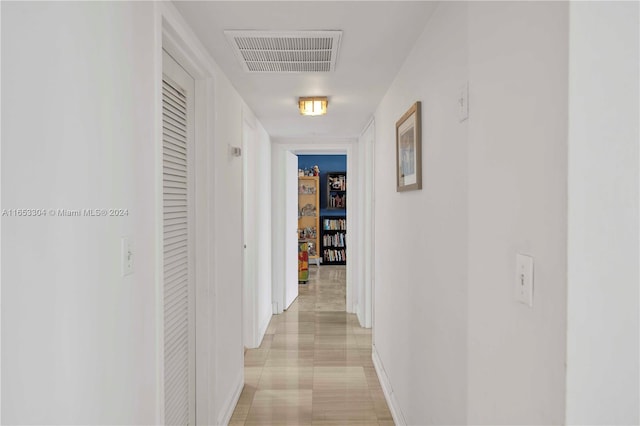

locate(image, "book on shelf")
[[323, 218, 346, 230], [323, 232, 346, 248], [328, 193, 346, 209], [327, 172, 347, 209], [323, 248, 347, 263]]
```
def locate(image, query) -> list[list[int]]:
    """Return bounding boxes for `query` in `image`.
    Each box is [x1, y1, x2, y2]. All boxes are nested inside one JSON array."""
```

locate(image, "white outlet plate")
[[515, 253, 533, 307], [122, 237, 133, 276]]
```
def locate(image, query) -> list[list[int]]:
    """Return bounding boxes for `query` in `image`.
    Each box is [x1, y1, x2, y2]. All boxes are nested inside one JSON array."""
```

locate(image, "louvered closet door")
[[162, 50, 195, 426]]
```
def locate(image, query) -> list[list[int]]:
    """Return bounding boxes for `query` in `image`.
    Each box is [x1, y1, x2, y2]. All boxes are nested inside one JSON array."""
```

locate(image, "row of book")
[[323, 232, 345, 248], [323, 218, 346, 230], [324, 249, 346, 263], [328, 193, 346, 209]]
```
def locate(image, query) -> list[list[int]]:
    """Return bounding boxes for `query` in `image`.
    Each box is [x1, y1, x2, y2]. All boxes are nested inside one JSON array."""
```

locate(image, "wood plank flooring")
[[230, 265, 393, 426]]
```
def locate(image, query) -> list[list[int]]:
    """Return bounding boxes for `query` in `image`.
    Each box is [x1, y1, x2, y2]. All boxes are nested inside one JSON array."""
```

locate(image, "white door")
[[284, 151, 299, 309], [162, 50, 196, 426], [242, 119, 257, 347]]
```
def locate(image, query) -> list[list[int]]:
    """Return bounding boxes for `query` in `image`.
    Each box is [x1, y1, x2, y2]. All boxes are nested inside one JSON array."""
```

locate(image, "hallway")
[[230, 266, 393, 425], [2, 2, 637, 425]]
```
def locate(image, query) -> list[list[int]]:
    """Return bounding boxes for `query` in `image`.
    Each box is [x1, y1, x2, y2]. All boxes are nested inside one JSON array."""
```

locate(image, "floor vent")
[[224, 30, 342, 73]]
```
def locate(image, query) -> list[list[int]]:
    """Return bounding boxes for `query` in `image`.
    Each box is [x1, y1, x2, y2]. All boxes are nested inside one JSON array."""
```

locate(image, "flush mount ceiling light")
[[299, 97, 328, 116]]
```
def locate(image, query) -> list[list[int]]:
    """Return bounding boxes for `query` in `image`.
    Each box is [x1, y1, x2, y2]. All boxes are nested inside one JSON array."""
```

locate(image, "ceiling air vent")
[[224, 30, 342, 73]]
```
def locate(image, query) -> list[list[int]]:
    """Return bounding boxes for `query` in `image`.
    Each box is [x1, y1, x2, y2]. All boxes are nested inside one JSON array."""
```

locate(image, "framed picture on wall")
[[396, 101, 422, 192]]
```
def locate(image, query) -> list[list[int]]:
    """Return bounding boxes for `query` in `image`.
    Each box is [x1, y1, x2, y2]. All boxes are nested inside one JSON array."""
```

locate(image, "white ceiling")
[[173, 1, 437, 140]]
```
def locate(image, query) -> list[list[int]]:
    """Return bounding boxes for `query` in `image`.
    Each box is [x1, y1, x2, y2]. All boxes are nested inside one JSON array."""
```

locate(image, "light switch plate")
[[515, 253, 533, 307], [458, 82, 469, 122], [122, 237, 133, 276]]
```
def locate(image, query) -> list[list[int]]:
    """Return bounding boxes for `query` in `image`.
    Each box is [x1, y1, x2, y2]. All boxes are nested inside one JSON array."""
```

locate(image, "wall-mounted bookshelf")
[[326, 172, 346, 210], [321, 216, 346, 265]]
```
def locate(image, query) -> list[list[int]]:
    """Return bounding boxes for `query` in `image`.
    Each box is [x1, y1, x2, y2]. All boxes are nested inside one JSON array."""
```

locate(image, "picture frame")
[[396, 101, 422, 192]]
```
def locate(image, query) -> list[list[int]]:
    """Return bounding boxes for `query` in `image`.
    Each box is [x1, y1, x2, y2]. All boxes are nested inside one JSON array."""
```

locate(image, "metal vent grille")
[[225, 31, 342, 73]]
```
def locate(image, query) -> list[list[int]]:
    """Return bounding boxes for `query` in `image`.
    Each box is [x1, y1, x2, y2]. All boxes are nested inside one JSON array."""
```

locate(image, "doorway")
[[159, 15, 216, 425], [271, 142, 361, 319], [297, 154, 348, 285]]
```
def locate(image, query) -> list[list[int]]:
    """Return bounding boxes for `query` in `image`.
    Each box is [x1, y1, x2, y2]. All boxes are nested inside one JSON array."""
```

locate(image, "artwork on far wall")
[[396, 101, 422, 192]]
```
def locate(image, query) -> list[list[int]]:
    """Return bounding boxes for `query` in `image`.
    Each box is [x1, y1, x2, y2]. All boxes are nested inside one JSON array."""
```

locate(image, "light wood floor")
[[230, 265, 394, 426]]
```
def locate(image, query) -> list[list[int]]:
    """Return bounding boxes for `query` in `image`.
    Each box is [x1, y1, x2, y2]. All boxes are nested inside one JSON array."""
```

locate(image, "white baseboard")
[[372, 344, 407, 426], [217, 371, 244, 426]]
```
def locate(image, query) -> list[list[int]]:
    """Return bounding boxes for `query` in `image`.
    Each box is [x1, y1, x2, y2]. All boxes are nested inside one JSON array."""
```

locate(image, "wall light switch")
[[458, 82, 469, 122], [122, 237, 133, 276], [515, 253, 533, 307]]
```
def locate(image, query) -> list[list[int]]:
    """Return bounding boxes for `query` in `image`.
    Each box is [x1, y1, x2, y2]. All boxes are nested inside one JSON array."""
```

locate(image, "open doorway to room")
[[296, 154, 348, 311], [270, 143, 359, 318], [268, 130, 375, 330]]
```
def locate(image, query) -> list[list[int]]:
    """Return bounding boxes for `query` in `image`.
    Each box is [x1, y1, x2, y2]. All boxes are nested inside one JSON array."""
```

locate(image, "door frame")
[[271, 139, 359, 315], [284, 150, 300, 310], [358, 119, 375, 329], [156, 4, 216, 425]]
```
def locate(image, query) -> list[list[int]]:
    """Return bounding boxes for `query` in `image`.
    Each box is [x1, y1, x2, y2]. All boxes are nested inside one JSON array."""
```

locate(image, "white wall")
[[357, 121, 375, 329], [208, 68, 244, 424], [374, 2, 574, 424], [2, 2, 158, 423], [372, 3, 469, 424], [1, 2, 259, 424], [466, 2, 569, 424], [566, 2, 639, 424], [255, 122, 273, 345], [270, 145, 287, 314]]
